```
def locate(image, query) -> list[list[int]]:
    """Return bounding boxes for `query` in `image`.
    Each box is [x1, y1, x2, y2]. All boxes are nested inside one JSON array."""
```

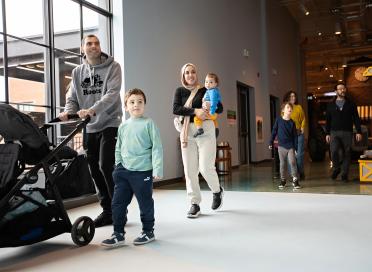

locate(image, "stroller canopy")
[[0, 104, 50, 164], [0, 104, 49, 149]]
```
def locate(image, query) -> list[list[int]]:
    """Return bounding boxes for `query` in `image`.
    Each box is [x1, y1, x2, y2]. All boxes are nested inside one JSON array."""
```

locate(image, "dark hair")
[[124, 88, 147, 106], [81, 34, 100, 46], [206, 73, 219, 86], [281, 102, 293, 113], [283, 91, 298, 104], [334, 83, 346, 90]]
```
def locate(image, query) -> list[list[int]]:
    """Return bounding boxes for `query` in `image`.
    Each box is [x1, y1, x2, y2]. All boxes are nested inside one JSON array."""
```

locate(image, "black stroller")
[[0, 104, 95, 247]]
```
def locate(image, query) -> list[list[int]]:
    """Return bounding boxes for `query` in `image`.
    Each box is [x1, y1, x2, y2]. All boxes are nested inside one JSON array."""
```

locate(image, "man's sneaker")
[[293, 178, 301, 189], [101, 232, 125, 248], [193, 128, 204, 138], [187, 204, 201, 218], [331, 169, 341, 180], [278, 179, 286, 189], [211, 186, 224, 210], [94, 212, 113, 228], [133, 231, 155, 245], [272, 172, 280, 179]]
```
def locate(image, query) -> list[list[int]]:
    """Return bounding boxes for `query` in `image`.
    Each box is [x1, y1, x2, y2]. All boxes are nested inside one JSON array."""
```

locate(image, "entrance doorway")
[[237, 82, 252, 165], [269, 95, 280, 157]]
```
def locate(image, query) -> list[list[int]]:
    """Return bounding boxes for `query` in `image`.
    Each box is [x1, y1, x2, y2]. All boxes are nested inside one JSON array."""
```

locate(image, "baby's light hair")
[[206, 73, 219, 86]]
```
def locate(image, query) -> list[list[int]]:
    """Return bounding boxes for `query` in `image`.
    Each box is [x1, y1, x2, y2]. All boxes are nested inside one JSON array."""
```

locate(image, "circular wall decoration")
[[354, 66, 369, 82]]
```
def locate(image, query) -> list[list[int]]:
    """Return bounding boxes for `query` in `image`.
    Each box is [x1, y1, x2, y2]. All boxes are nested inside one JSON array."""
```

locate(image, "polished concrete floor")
[[2, 158, 372, 271], [159, 158, 372, 195], [2, 190, 372, 272]]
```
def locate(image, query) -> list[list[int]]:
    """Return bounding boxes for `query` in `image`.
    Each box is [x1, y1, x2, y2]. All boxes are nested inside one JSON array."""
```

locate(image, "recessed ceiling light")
[[318, 32, 322, 36], [330, 74, 334, 78], [300, 3, 310, 16]]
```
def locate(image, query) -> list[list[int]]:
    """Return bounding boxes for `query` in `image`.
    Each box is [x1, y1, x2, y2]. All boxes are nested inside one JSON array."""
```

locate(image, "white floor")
[[2, 190, 372, 272]]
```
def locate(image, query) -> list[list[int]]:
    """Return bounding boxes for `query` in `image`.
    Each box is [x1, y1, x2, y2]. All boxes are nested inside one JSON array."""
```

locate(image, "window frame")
[[0, 0, 113, 145]]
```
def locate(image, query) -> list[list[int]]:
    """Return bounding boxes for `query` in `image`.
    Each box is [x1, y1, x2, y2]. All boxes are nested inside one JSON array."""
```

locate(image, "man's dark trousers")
[[330, 130, 353, 177], [85, 127, 118, 214]]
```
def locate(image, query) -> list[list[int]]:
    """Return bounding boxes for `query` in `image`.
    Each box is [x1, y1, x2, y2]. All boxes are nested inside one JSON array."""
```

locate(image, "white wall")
[[114, 0, 300, 180], [266, 0, 301, 100]]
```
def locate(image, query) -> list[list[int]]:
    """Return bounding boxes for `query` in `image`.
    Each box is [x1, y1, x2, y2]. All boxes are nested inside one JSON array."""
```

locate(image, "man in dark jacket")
[[325, 83, 362, 181]]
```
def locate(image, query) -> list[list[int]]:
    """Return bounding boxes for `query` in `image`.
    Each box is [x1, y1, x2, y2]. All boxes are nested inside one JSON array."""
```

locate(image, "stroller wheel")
[[71, 216, 95, 246]]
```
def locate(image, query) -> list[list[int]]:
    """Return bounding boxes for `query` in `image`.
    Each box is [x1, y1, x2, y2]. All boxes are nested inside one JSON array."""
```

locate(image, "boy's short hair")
[[281, 102, 293, 113], [206, 73, 219, 86], [124, 88, 147, 106]]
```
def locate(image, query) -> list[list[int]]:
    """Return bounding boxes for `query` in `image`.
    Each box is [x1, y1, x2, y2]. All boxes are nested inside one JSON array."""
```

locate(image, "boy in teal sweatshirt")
[[101, 88, 163, 247]]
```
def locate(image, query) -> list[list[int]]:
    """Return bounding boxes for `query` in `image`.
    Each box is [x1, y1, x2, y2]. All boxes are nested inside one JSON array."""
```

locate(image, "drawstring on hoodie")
[[88, 65, 95, 87]]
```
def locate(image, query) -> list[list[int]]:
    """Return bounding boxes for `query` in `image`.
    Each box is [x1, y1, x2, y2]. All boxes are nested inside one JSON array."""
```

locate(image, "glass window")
[[5, 0, 45, 43], [0, 37, 4, 102], [54, 49, 81, 112], [7, 39, 48, 123], [83, 6, 110, 53], [0, 0, 112, 148], [8, 102, 48, 127], [85, 0, 110, 11], [54, 49, 83, 151], [53, 0, 81, 51], [0, 2, 3, 33]]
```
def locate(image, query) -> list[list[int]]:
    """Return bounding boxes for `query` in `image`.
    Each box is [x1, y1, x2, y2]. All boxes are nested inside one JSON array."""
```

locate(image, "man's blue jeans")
[[296, 133, 305, 175]]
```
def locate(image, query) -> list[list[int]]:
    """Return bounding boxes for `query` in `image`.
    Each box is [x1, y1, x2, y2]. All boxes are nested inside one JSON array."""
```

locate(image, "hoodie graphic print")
[[65, 53, 123, 133]]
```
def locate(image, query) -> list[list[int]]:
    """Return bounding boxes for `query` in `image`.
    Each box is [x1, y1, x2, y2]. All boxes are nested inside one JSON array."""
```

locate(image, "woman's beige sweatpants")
[[181, 120, 221, 205]]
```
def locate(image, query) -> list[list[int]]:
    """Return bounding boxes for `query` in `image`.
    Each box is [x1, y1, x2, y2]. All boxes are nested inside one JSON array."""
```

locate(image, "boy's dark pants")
[[85, 127, 117, 214], [112, 164, 154, 234]]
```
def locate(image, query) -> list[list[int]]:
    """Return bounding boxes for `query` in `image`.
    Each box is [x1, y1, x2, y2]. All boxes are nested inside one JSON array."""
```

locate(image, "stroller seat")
[[0, 104, 77, 195], [0, 143, 23, 199], [0, 103, 95, 248]]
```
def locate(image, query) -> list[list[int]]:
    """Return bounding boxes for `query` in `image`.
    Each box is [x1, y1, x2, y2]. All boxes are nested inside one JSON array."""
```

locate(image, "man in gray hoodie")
[[59, 35, 122, 227]]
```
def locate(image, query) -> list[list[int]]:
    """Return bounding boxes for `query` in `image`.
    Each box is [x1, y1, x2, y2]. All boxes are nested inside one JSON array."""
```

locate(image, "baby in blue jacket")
[[194, 73, 222, 138]]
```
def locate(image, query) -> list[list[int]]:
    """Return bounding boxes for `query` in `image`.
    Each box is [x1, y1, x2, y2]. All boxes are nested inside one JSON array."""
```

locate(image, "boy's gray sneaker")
[[133, 231, 155, 245], [278, 179, 286, 189], [293, 178, 301, 189], [101, 232, 125, 247]]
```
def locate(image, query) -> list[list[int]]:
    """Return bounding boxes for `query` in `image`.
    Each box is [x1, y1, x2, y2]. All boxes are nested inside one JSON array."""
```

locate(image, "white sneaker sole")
[[101, 240, 125, 248], [187, 211, 201, 218], [133, 237, 155, 245]]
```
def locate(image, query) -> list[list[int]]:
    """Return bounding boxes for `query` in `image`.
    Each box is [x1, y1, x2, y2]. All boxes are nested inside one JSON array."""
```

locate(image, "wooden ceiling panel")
[[281, 0, 372, 94]]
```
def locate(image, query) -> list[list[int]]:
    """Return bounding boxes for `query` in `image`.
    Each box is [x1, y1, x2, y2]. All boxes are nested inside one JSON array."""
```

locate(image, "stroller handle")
[[43, 114, 90, 130], [49, 114, 80, 123]]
